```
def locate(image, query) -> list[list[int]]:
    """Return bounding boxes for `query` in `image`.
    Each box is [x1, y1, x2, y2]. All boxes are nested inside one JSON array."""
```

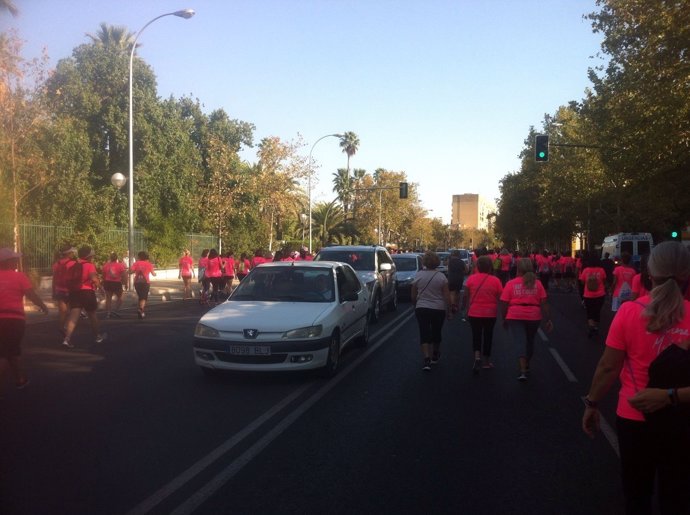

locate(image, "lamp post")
[[127, 8, 195, 283], [307, 133, 343, 254], [300, 212, 308, 245]]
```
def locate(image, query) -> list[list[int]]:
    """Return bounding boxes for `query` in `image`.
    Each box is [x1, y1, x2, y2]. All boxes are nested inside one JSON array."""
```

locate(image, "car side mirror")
[[379, 263, 392, 271], [342, 291, 359, 302]]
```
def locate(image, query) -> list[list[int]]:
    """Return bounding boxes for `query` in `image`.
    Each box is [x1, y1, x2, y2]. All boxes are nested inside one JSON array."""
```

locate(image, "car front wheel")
[[320, 332, 340, 377], [370, 293, 381, 324], [388, 287, 398, 311]]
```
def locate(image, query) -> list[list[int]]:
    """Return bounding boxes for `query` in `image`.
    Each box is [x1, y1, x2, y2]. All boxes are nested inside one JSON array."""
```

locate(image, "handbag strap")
[[468, 274, 490, 307], [417, 271, 439, 299]]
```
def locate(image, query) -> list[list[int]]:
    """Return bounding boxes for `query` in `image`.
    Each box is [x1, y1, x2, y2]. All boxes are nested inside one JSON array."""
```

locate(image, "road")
[[0, 290, 625, 514]]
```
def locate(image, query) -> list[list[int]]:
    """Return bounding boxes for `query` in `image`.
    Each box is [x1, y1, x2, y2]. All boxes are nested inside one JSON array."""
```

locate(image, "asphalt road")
[[0, 290, 625, 515]]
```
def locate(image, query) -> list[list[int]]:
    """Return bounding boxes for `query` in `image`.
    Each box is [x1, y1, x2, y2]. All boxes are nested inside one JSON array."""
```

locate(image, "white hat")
[[0, 248, 22, 261]]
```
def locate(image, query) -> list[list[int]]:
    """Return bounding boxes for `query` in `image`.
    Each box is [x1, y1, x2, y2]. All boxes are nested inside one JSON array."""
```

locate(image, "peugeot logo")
[[244, 329, 259, 339]]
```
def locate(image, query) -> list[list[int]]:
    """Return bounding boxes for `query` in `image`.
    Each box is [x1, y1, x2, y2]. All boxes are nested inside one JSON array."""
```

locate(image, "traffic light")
[[535, 134, 549, 162], [670, 228, 682, 241], [399, 182, 408, 199]]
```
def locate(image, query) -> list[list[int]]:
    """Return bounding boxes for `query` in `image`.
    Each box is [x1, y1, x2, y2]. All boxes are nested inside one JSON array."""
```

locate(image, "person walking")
[[52, 244, 76, 335], [447, 249, 467, 313], [198, 249, 209, 302], [222, 250, 236, 295], [497, 248, 512, 286], [612, 252, 637, 312], [411, 251, 452, 371], [579, 254, 607, 339], [178, 249, 195, 300], [500, 258, 553, 381], [236, 252, 250, 282], [0, 248, 49, 394], [102, 252, 126, 318], [204, 249, 224, 303], [631, 254, 652, 301], [535, 250, 552, 292], [582, 241, 690, 515], [462, 255, 503, 373], [129, 251, 156, 319], [63, 246, 106, 348]]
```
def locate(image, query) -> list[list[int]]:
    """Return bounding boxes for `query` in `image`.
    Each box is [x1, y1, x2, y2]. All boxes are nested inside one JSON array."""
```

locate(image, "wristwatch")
[[583, 396, 599, 408]]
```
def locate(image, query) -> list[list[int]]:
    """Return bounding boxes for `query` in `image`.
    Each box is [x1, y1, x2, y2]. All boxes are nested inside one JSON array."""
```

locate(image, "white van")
[[601, 233, 654, 268]]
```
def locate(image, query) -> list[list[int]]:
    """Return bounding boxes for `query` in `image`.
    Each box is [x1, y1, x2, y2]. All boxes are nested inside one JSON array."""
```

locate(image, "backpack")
[[586, 272, 600, 292], [65, 260, 84, 292], [238, 261, 246, 273]]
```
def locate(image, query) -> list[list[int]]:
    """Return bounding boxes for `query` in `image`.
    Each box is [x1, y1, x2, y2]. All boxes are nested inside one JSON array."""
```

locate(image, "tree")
[[311, 200, 349, 248], [0, 0, 18, 17], [86, 23, 135, 51], [338, 131, 359, 213]]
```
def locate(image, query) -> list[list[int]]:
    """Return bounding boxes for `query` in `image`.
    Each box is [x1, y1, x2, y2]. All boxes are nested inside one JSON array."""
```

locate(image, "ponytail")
[[644, 242, 690, 333]]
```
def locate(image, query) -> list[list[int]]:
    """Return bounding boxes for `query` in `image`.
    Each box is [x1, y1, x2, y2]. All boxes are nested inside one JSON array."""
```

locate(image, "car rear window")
[[316, 250, 374, 271]]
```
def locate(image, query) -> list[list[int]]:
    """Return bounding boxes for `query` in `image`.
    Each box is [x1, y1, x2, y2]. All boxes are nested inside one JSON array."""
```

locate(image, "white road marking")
[[127, 309, 415, 515], [580, 396, 620, 458], [548, 348, 579, 383]]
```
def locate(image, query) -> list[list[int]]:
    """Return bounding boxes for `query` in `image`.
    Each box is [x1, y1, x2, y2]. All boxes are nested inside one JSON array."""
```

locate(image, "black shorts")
[[52, 290, 70, 303], [134, 282, 150, 301], [103, 281, 123, 295], [0, 318, 25, 358], [69, 290, 98, 312]]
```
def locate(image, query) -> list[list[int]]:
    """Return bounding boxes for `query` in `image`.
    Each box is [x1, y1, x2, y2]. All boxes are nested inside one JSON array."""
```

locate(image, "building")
[[451, 194, 496, 231]]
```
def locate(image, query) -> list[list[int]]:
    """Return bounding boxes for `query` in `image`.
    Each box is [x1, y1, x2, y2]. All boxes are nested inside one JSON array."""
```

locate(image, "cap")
[[0, 248, 22, 261], [60, 244, 77, 255]]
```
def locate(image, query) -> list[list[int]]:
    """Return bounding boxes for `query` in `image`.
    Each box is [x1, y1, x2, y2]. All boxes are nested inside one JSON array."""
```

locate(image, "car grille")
[[214, 352, 288, 364]]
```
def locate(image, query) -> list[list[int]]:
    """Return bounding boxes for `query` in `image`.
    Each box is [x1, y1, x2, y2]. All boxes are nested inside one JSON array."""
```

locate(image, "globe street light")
[[111, 172, 126, 189], [127, 8, 195, 283], [307, 133, 343, 254]]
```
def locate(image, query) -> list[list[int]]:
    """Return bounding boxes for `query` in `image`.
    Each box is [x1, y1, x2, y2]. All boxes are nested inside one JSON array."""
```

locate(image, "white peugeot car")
[[193, 261, 369, 376]]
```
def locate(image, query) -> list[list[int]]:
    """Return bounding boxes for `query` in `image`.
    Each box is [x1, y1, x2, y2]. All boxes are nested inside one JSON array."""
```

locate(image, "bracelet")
[[583, 396, 599, 409]]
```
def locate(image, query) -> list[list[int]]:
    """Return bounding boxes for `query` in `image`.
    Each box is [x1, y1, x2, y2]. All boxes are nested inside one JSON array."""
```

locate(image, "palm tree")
[[311, 200, 348, 248], [0, 0, 18, 17], [338, 131, 359, 212], [86, 23, 135, 52]]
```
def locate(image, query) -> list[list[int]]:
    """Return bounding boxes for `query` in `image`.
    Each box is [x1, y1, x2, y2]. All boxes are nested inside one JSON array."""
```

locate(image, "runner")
[[129, 251, 156, 319], [222, 250, 236, 295], [579, 253, 607, 339], [52, 244, 76, 335], [178, 249, 195, 300], [611, 252, 636, 312], [198, 249, 209, 302], [204, 249, 224, 303], [102, 252, 127, 318], [0, 248, 49, 394], [236, 252, 250, 282]]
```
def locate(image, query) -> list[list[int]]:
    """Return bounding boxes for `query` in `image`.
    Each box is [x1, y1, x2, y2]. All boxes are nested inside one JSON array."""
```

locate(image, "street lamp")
[[127, 8, 195, 282], [307, 133, 343, 254], [300, 212, 308, 245]]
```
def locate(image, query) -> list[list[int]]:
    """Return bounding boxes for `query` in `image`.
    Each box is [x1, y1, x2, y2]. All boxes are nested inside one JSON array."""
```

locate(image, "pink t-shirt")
[[103, 261, 126, 282], [631, 273, 649, 299], [499, 254, 512, 272], [559, 256, 575, 272], [0, 269, 33, 320], [179, 256, 194, 277], [224, 257, 235, 277], [131, 260, 155, 284], [205, 256, 223, 278], [607, 297, 690, 421], [613, 265, 636, 297], [579, 267, 606, 298], [500, 277, 547, 320], [52, 257, 72, 292], [535, 255, 551, 273], [78, 260, 98, 291], [465, 273, 503, 318], [198, 257, 208, 270]]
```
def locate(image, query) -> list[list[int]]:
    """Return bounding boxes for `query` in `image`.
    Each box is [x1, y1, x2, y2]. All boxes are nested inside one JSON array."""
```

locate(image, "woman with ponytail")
[[499, 258, 553, 381], [582, 241, 690, 514]]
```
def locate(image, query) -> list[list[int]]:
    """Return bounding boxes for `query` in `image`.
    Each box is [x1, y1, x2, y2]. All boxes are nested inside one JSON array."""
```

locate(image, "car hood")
[[396, 271, 416, 282], [200, 301, 331, 331]]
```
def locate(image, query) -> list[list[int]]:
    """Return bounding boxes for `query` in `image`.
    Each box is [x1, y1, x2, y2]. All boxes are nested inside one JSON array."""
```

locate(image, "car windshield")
[[437, 252, 450, 266], [316, 250, 374, 272], [230, 267, 334, 302], [393, 257, 418, 271]]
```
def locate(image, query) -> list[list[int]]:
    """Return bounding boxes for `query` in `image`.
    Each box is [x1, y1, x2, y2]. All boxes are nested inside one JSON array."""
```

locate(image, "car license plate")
[[228, 345, 271, 356]]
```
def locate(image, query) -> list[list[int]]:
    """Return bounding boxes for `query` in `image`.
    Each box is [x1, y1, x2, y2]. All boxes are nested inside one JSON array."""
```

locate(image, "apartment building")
[[451, 194, 496, 231]]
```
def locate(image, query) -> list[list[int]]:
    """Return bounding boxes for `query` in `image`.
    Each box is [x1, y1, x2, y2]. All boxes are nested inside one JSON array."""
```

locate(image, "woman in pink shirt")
[[102, 252, 127, 318], [631, 253, 652, 301], [612, 252, 637, 312], [204, 249, 224, 303], [462, 256, 503, 372], [222, 250, 236, 295], [583, 242, 690, 513], [0, 248, 48, 392], [579, 253, 607, 339], [500, 258, 552, 381], [129, 251, 156, 319], [178, 249, 195, 300]]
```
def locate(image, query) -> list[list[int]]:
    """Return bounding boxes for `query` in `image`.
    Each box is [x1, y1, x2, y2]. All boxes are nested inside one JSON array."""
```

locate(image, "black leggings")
[[617, 416, 690, 515], [584, 295, 605, 323], [468, 316, 496, 356], [415, 308, 445, 344]]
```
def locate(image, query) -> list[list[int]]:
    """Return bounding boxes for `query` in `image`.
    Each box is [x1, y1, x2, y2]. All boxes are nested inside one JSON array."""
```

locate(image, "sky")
[[3, 0, 604, 223]]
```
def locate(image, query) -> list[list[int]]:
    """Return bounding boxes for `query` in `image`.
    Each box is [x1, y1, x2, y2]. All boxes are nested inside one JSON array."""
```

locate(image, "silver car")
[[315, 245, 397, 323], [392, 253, 423, 300]]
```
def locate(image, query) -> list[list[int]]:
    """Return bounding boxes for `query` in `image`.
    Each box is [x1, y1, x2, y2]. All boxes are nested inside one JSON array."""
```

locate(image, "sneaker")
[[16, 379, 30, 390], [431, 352, 440, 365], [517, 372, 528, 382], [80, 311, 87, 319], [472, 359, 481, 374], [138, 310, 143, 319], [423, 359, 432, 371], [62, 339, 74, 349], [140, 311, 145, 319], [105, 312, 111, 319], [111, 311, 121, 318], [94, 333, 107, 343]]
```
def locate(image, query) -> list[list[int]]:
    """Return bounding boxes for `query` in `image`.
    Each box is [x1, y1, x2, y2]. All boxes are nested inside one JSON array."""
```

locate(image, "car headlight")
[[284, 325, 323, 339], [195, 323, 220, 338]]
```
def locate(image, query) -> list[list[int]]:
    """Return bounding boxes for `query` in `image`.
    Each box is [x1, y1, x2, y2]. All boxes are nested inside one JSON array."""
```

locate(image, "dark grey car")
[[392, 253, 423, 300]]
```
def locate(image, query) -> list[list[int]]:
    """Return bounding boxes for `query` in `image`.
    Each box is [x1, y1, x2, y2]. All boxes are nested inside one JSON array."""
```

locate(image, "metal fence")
[[0, 224, 215, 276]]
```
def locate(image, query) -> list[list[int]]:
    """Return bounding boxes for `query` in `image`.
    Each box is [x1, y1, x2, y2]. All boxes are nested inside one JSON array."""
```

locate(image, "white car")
[[193, 261, 369, 376]]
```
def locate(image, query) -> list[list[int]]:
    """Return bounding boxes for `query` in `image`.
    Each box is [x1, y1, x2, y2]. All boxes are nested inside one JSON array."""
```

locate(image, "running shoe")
[[16, 379, 30, 390], [482, 362, 494, 369], [431, 353, 440, 365], [517, 372, 528, 382], [94, 333, 107, 343], [473, 359, 481, 374], [423, 359, 432, 371], [61, 339, 74, 349]]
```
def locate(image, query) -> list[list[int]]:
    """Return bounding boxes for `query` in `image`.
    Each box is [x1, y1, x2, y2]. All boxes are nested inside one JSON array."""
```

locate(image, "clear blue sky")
[[4, 0, 603, 222]]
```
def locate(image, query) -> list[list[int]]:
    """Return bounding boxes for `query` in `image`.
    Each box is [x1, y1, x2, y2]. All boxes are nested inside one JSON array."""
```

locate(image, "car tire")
[[320, 332, 340, 377], [388, 287, 398, 311], [370, 293, 381, 324], [355, 318, 370, 347]]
